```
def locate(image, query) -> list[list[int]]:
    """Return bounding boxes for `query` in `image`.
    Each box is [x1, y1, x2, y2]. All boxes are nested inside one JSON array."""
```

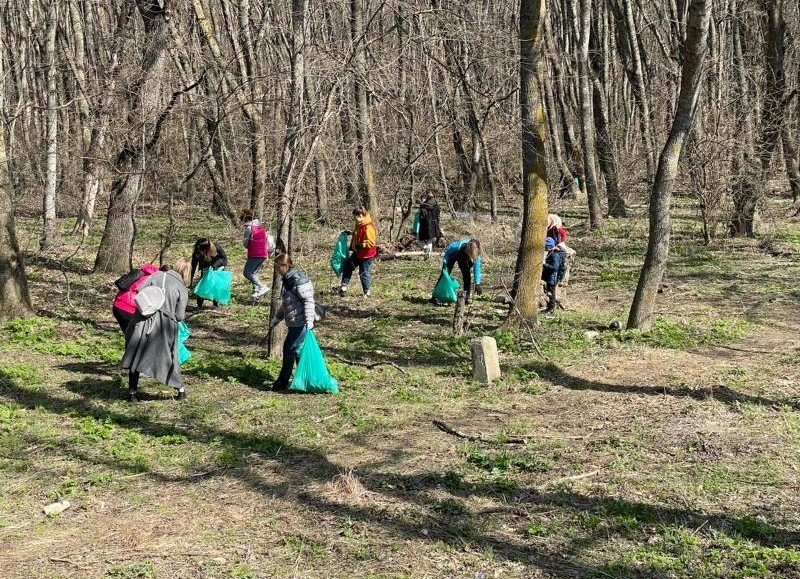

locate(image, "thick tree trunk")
[[40, 1, 59, 252], [94, 0, 171, 273], [510, 0, 549, 322], [628, 0, 712, 331], [783, 124, 800, 204], [0, 48, 33, 319]]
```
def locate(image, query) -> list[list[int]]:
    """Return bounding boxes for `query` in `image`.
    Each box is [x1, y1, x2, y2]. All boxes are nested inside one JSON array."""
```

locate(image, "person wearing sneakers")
[[268, 254, 316, 391], [340, 206, 377, 297], [241, 209, 275, 300], [442, 238, 483, 304]]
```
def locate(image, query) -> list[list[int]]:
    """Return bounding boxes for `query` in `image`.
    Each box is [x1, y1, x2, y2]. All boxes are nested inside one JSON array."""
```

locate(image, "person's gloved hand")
[[306, 321, 314, 330], [475, 284, 483, 296]]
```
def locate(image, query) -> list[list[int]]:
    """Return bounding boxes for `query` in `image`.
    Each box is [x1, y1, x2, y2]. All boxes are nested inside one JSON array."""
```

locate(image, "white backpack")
[[134, 272, 167, 317]]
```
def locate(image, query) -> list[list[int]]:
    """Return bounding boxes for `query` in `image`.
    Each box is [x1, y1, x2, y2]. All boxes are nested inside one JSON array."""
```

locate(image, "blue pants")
[[341, 255, 374, 293], [276, 326, 307, 385], [243, 258, 265, 291]]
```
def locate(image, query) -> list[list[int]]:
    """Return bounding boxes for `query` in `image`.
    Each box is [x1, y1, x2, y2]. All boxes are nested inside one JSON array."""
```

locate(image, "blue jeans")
[[341, 255, 374, 293], [276, 326, 307, 385], [243, 258, 265, 291]]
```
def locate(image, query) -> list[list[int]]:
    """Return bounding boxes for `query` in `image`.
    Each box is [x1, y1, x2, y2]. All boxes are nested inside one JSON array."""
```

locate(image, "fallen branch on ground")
[[432, 419, 527, 444], [541, 469, 599, 488], [329, 353, 407, 374]]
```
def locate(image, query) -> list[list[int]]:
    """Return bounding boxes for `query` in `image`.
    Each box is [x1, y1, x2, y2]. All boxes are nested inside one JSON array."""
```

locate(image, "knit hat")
[[545, 237, 556, 250]]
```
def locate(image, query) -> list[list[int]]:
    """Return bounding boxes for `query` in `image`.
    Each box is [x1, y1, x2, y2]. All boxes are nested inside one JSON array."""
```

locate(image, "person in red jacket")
[[340, 206, 377, 297], [112, 263, 160, 332]]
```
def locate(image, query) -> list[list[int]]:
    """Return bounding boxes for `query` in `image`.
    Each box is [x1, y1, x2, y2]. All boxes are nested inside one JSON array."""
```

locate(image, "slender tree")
[[628, 0, 712, 330], [40, 0, 59, 251]]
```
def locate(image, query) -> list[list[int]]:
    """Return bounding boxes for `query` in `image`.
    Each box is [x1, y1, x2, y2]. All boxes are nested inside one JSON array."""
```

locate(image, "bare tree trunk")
[[628, 0, 712, 331], [314, 154, 329, 222], [0, 41, 33, 319], [95, 0, 172, 273], [351, 0, 377, 217], [510, 0, 549, 322], [574, 0, 604, 229], [783, 123, 800, 204], [40, 0, 59, 252]]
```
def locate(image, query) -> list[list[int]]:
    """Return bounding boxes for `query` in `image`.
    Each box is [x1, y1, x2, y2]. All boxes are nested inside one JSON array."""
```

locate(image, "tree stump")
[[453, 292, 467, 337]]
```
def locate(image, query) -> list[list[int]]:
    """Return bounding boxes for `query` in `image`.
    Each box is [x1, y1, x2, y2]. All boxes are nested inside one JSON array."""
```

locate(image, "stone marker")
[[470, 337, 501, 384]]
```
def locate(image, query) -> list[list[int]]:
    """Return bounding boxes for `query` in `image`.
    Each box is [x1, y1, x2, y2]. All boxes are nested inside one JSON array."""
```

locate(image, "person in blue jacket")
[[541, 237, 565, 315], [442, 238, 482, 304]]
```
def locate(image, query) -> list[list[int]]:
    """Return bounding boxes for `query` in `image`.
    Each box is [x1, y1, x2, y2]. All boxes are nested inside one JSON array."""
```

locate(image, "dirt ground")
[[1, 198, 799, 578]]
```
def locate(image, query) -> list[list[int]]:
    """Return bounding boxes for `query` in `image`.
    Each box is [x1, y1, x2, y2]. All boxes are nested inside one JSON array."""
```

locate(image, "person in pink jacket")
[[241, 209, 275, 299], [112, 263, 160, 332]]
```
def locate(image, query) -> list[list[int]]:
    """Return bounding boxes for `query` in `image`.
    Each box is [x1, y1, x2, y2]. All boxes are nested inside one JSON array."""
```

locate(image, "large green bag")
[[330, 232, 349, 275], [177, 321, 192, 365], [194, 268, 232, 305], [289, 330, 339, 394], [432, 268, 459, 303], [412, 210, 420, 237]]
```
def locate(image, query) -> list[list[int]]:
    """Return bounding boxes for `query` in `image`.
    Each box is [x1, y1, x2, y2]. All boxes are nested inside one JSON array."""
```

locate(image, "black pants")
[[276, 326, 308, 386], [446, 257, 473, 294], [545, 283, 557, 312], [113, 306, 134, 333]]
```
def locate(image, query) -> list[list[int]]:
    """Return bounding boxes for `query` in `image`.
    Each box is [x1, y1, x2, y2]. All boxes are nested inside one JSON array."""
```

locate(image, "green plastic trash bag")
[[432, 268, 459, 303], [412, 210, 420, 237], [194, 268, 232, 305], [177, 321, 192, 365], [330, 232, 349, 276], [289, 330, 339, 394]]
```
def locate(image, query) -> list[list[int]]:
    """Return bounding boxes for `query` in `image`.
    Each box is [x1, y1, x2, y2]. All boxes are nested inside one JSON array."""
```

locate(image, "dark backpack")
[[114, 269, 144, 291]]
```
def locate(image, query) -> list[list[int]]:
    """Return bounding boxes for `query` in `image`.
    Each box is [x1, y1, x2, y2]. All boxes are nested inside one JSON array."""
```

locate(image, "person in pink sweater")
[[112, 263, 160, 332]]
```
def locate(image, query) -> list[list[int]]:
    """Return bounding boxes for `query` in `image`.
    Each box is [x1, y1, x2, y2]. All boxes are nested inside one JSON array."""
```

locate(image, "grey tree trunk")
[[510, 0, 549, 322], [0, 42, 33, 319], [40, 1, 59, 252], [628, 0, 712, 331], [94, 0, 172, 273], [351, 0, 377, 218]]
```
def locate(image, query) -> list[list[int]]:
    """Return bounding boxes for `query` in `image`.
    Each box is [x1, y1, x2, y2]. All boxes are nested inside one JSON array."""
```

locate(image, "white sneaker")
[[254, 285, 270, 298], [339, 285, 348, 296], [364, 290, 371, 297]]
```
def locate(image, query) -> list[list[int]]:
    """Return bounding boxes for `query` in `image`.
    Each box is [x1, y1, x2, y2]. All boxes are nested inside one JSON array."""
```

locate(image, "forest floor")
[[1, 196, 800, 579]]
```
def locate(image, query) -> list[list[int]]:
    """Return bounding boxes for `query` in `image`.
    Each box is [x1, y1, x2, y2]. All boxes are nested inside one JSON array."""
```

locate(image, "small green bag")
[[330, 232, 349, 275], [177, 321, 192, 365], [194, 268, 232, 305], [432, 268, 459, 303], [289, 330, 339, 394]]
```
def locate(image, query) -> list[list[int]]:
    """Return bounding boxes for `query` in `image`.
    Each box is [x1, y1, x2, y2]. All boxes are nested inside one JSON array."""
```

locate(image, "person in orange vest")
[[339, 206, 377, 297]]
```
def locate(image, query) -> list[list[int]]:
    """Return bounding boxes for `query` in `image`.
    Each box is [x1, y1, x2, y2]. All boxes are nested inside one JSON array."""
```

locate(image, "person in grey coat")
[[121, 261, 190, 402], [268, 253, 315, 391]]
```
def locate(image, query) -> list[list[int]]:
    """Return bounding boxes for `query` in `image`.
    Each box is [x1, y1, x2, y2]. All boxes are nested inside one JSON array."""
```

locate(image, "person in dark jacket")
[[417, 190, 443, 258], [268, 253, 316, 391], [541, 237, 564, 316], [441, 238, 483, 304], [190, 238, 228, 308], [121, 261, 190, 402]]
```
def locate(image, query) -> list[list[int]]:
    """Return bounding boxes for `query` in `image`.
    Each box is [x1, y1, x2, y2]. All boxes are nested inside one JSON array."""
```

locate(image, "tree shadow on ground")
[[527, 360, 800, 410], [3, 378, 799, 578]]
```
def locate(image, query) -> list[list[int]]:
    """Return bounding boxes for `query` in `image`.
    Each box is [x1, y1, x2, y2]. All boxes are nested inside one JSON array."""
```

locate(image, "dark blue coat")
[[542, 250, 564, 287]]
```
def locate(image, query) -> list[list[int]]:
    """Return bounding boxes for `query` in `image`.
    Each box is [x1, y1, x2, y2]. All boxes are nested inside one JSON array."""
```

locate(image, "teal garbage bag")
[[330, 232, 349, 276], [288, 330, 339, 394], [432, 268, 459, 303], [177, 321, 192, 365], [194, 268, 232, 305], [412, 210, 420, 237]]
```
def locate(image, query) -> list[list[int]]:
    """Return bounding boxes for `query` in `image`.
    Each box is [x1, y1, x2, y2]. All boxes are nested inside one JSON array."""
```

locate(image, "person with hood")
[[541, 237, 565, 316], [268, 253, 316, 391], [112, 263, 160, 332], [339, 206, 377, 297], [442, 238, 483, 304], [121, 260, 190, 402], [190, 237, 228, 308], [241, 209, 276, 299], [417, 189, 443, 258]]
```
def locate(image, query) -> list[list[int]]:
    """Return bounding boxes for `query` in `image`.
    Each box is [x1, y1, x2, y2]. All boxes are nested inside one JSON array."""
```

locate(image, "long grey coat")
[[120, 270, 188, 388]]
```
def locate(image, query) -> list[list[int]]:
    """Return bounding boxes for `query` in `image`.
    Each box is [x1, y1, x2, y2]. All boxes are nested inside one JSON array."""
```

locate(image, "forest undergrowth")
[[1, 197, 800, 578]]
